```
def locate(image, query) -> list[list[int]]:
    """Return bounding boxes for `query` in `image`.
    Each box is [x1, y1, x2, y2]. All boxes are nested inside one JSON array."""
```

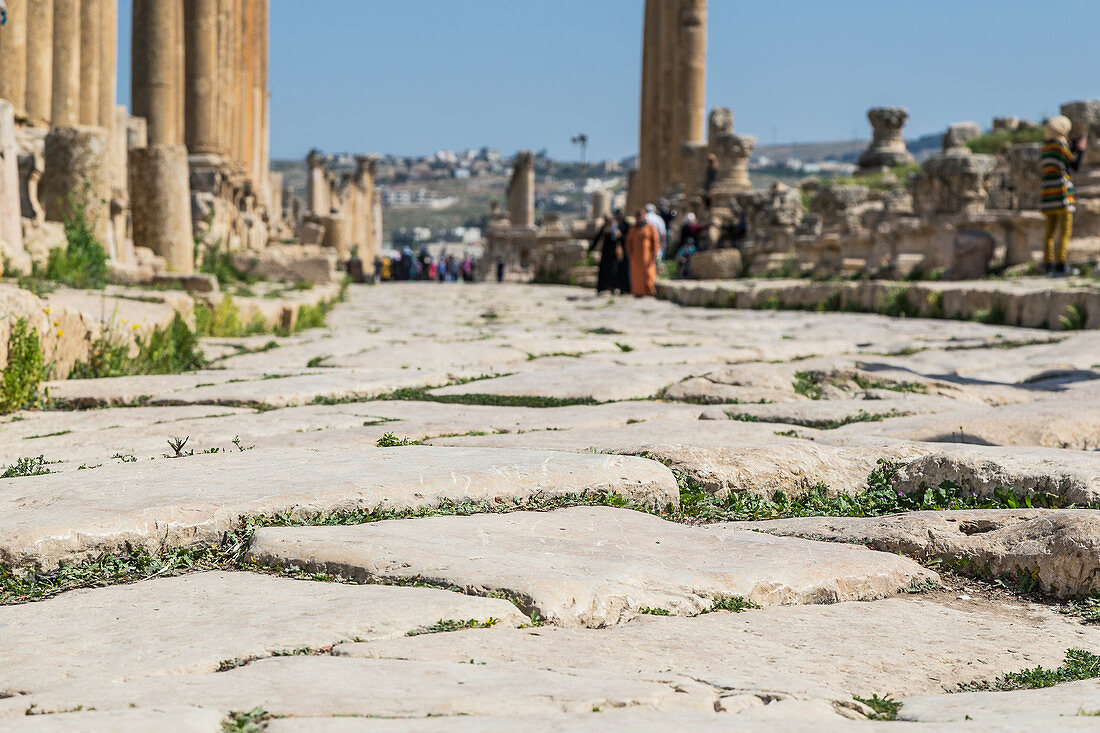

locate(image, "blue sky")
[[116, 1, 1100, 161]]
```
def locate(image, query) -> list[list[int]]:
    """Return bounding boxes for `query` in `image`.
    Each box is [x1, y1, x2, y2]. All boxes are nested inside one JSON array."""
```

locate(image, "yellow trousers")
[[1043, 209, 1073, 264]]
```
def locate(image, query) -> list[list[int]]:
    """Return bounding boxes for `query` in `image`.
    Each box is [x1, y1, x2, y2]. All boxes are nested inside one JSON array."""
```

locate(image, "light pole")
[[571, 133, 589, 217]]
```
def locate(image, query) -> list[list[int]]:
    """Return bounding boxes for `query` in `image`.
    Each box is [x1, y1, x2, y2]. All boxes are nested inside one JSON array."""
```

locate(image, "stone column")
[[24, 0, 53, 126], [50, 0, 81, 127], [132, 0, 180, 145], [255, 0, 269, 204], [656, 0, 679, 198], [97, 0, 116, 129], [40, 125, 111, 244], [372, 190, 383, 256], [0, 0, 29, 118], [184, 0, 221, 154], [306, 149, 326, 214], [0, 101, 29, 274], [636, 0, 660, 208], [507, 151, 535, 229], [129, 145, 195, 272], [675, 0, 706, 184], [216, 0, 237, 161], [857, 107, 915, 172], [79, 0, 101, 126], [238, 0, 255, 179]]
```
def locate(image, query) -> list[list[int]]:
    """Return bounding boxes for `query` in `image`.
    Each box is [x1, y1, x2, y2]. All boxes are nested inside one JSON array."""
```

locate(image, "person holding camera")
[[1040, 115, 1087, 276]]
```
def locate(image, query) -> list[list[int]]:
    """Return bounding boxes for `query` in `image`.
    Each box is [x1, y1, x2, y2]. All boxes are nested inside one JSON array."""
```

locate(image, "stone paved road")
[[2, 282, 1099, 729]]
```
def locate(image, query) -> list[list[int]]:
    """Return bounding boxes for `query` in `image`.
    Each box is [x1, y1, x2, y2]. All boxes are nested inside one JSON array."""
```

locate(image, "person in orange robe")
[[625, 208, 659, 297]]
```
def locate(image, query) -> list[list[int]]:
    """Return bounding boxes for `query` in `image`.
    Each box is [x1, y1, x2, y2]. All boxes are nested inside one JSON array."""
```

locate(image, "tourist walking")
[[591, 216, 625, 294], [645, 203, 667, 259], [1040, 115, 1087, 276], [625, 209, 660, 297]]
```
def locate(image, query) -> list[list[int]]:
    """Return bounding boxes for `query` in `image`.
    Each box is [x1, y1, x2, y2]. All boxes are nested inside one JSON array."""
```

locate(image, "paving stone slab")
[[0, 447, 677, 570], [707, 394, 962, 429], [0, 708, 225, 732], [431, 361, 701, 402], [899, 679, 1100, 724], [740, 509, 1100, 598], [432, 418, 934, 497], [0, 657, 719, 720], [0, 571, 525, 696], [246, 506, 935, 627], [340, 594, 1100, 701]]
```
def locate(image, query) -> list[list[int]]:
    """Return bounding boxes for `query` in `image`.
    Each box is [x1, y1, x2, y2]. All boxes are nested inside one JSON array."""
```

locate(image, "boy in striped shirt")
[[1040, 115, 1087, 276]]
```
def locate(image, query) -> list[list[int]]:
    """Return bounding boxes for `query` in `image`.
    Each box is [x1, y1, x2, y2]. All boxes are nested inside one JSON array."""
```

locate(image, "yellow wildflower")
[[43, 307, 50, 315], [132, 324, 140, 330], [53, 321, 59, 328], [56, 329, 64, 337]]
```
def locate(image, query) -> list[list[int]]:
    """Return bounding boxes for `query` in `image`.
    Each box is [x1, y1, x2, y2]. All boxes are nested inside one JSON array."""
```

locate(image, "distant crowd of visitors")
[[375, 247, 477, 283]]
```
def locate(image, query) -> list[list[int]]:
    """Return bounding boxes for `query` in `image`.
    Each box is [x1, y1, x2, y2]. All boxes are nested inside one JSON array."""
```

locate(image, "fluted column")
[[216, 0, 238, 162], [237, 0, 255, 177], [0, 0, 29, 118], [50, 0, 80, 126], [97, 0, 117, 129], [675, 0, 706, 184], [184, 0, 220, 154], [132, 0, 180, 144], [24, 0, 53, 125], [78, 0, 101, 125]]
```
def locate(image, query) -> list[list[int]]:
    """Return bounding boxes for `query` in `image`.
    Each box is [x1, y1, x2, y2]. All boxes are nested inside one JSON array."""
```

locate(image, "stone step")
[[0, 447, 677, 571], [245, 506, 936, 627]]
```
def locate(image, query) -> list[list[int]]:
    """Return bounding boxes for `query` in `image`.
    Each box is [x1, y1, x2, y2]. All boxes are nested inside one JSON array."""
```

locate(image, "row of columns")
[[0, 0, 118, 129], [634, 0, 707, 208]]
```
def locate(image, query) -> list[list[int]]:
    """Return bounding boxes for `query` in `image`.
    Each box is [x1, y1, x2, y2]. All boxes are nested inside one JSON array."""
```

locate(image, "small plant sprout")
[[167, 436, 191, 458]]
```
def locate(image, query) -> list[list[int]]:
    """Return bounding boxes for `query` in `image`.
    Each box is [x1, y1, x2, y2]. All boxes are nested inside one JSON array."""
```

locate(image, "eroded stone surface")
[[0, 571, 526, 698], [0, 708, 225, 731], [899, 679, 1100, 724], [247, 506, 935, 626], [0, 447, 677, 570], [741, 509, 1100, 598]]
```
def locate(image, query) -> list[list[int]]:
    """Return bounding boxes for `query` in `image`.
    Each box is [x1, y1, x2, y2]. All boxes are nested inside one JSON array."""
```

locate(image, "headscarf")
[[1045, 115, 1072, 141]]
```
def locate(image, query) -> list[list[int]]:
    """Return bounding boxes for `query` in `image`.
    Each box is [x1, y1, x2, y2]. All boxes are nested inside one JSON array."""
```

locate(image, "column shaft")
[[50, 0, 80, 126], [675, 0, 706, 184], [24, 0, 53, 125], [636, 0, 660, 207], [0, 0, 29, 118], [131, 0, 180, 145], [97, 0, 117, 129], [79, 0, 101, 126], [184, 0, 220, 154]]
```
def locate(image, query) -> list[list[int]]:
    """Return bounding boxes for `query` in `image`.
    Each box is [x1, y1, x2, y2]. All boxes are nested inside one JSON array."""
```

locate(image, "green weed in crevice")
[[43, 190, 109, 290], [0, 317, 46, 414], [702, 595, 759, 614], [1059, 305, 1088, 331], [1, 455, 55, 479], [406, 618, 499, 636], [957, 649, 1100, 692], [69, 313, 206, 379], [375, 432, 422, 447], [854, 693, 901, 721], [221, 707, 273, 732]]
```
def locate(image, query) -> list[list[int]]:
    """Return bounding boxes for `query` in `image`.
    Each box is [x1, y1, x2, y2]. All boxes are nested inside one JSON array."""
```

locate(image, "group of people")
[[375, 247, 476, 283], [590, 204, 670, 297]]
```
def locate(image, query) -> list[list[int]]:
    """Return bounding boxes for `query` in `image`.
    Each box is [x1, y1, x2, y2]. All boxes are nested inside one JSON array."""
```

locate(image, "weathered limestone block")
[[810, 184, 870, 233], [1061, 99, 1100, 197], [743, 509, 1100, 598], [299, 220, 326, 246], [857, 107, 915, 172], [247, 506, 936, 627], [688, 248, 742, 279], [230, 245, 340, 284], [911, 150, 997, 217], [900, 679, 1100, 725], [0, 446, 679, 570], [129, 144, 195, 273], [319, 213, 349, 259], [39, 125, 111, 245], [942, 121, 981, 151], [0, 283, 99, 379], [944, 228, 995, 280], [0, 101, 29, 275]]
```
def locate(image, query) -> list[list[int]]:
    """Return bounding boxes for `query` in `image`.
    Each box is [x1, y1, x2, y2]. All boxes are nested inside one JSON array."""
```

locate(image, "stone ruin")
[[299, 150, 381, 279], [0, 0, 351, 288], [677, 100, 1100, 281]]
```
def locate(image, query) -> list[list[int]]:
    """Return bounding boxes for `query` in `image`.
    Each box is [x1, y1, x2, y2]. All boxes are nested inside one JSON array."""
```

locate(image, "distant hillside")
[[756, 131, 944, 165]]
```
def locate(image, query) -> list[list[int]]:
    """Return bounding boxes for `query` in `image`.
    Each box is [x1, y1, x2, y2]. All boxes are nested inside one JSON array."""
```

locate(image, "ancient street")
[[1, 283, 1099, 729]]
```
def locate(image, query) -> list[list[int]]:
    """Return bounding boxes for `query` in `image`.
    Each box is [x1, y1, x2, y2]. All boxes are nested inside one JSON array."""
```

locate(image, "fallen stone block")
[[246, 506, 936, 627]]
